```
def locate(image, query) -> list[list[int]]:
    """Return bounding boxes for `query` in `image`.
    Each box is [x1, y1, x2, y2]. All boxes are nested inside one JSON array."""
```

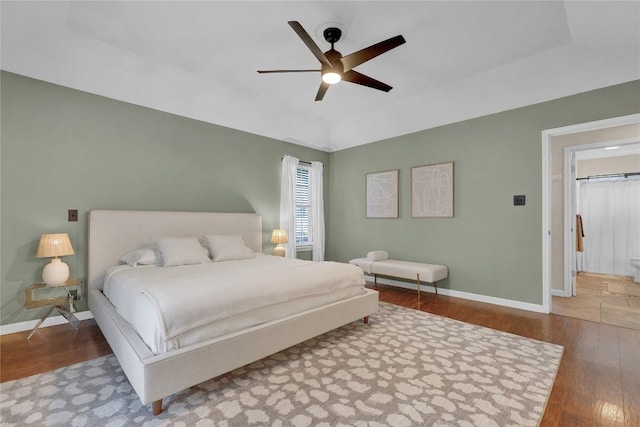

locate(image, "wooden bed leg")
[[152, 399, 162, 415], [416, 274, 421, 305], [363, 315, 369, 324]]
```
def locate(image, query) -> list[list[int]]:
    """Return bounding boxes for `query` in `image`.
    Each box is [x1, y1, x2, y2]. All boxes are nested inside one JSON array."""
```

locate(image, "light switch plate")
[[513, 195, 526, 206]]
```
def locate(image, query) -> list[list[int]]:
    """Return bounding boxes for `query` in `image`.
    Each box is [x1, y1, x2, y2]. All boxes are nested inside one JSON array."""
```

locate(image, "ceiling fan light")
[[322, 72, 341, 84]]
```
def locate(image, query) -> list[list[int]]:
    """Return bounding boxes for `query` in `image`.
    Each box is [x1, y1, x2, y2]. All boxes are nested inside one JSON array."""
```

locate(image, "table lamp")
[[36, 233, 75, 285], [271, 229, 288, 257]]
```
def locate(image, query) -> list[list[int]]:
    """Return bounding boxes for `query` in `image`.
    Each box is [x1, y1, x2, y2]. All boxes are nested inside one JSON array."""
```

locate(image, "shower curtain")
[[578, 179, 640, 276]]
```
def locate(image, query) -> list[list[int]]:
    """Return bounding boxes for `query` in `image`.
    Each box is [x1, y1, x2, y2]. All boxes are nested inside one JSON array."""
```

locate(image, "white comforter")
[[103, 255, 365, 353]]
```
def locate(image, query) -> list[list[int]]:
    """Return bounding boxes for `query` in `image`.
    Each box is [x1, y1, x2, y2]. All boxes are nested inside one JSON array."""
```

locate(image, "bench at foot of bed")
[[350, 251, 448, 304]]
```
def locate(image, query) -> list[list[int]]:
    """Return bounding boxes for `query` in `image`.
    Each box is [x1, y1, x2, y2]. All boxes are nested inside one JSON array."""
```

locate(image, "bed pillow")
[[367, 250, 389, 262], [205, 234, 254, 262], [154, 237, 212, 267], [119, 247, 161, 267]]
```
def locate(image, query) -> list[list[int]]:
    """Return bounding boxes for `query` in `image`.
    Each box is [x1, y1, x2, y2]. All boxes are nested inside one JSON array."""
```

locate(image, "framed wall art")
[[366, 170, 399, 218], [412, 161, 454, 217]]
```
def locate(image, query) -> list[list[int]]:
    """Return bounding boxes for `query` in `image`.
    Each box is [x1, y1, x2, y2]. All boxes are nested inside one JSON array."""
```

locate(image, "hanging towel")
[[576, 214, 585, 252]]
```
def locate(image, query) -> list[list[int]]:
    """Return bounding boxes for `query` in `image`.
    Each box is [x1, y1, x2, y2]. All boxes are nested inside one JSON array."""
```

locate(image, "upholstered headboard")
[[88, 210, 262, 290]]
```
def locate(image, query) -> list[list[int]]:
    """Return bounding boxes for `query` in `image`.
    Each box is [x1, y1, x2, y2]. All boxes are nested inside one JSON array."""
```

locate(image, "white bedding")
[[103, 255, 365, 354]]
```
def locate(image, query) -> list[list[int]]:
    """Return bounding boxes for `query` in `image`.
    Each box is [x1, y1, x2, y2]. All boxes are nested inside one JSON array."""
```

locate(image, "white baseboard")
[[366, 275, 548, 314], [551, 289, 569, 297], [0, 310, 94, 335]]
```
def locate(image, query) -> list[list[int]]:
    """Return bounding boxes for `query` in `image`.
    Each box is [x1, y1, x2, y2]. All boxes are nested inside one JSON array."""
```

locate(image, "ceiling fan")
[[258, 21, 406, 101]]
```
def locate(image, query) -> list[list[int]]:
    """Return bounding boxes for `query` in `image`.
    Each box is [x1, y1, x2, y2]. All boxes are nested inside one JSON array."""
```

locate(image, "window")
[[295, 165, 313, 248]]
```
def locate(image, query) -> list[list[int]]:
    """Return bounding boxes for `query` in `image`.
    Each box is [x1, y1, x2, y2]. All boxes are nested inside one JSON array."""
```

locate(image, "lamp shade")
[[270, 229, 288, 244], [36, 233, 75, 258]]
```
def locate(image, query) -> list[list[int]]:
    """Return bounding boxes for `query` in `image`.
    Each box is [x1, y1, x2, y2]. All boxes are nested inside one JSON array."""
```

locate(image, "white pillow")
[[367, 250, 389, 262], [119, 247, 161, 267], [154, 237, 212, 267], [205, 234, 254, 262]]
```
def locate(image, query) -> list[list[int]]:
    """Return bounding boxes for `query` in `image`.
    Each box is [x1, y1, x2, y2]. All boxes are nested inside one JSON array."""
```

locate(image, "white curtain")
[[311, 161, 325, 261], [579, 179, 640, 276], [280, 155, 299, 258]]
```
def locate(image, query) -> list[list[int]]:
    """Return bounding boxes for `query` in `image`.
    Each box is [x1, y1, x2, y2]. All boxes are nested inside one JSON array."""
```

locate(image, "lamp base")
[[42, 258, 70, 285], [273, 245, 285, 257]]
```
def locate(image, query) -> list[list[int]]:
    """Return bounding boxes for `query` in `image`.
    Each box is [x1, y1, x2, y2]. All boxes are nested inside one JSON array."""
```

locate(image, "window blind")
[[295, 166, 313, 246]]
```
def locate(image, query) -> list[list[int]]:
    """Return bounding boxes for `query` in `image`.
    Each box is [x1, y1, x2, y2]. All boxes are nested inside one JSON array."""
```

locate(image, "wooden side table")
[[25, 278, 83, 340]]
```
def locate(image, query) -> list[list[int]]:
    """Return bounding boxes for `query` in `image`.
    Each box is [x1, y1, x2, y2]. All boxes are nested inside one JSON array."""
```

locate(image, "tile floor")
[[552, 272, 640, 330]]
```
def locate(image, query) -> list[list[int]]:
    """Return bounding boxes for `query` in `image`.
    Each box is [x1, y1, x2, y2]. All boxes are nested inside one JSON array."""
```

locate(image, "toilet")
[[631, 257, 640, 282]]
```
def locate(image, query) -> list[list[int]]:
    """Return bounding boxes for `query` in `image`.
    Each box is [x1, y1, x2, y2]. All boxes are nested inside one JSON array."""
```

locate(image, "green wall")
[[2, 70, 639, 326], [0, 71, 329, 325], [326, 80, 640, 305]]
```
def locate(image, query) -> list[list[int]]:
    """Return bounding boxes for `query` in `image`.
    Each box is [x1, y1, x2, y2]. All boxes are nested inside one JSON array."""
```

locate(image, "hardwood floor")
[[0, 318, 111, 382], [1, 284, 639, 426]]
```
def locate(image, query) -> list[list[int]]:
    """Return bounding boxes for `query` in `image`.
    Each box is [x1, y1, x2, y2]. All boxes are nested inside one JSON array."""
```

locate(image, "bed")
[[88, 210, 379, 415]]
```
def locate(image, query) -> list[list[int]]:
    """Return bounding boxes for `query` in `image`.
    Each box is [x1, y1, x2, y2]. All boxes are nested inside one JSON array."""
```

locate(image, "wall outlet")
[[68, 289, 81, 301], [68, 209, 78, 221], [513, 195, 526, 206]]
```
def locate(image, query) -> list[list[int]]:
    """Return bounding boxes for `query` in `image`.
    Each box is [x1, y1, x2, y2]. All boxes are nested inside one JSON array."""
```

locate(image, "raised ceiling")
[[2, 1, 639, 152]]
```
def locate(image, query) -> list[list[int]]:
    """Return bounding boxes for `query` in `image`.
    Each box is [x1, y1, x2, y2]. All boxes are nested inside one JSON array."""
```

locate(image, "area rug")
[[0, 303, 563, 426]]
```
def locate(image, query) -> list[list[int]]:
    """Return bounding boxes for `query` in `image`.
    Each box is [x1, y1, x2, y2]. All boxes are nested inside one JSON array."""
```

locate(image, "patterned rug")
[[0, 303, 563, 426]]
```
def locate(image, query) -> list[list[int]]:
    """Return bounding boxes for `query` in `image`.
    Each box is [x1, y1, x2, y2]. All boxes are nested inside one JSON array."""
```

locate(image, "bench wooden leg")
[[416, 274, 421, 304], [363, 316, 369, 324], [152, 399, 162, 415], [434, 280, 438, 295]]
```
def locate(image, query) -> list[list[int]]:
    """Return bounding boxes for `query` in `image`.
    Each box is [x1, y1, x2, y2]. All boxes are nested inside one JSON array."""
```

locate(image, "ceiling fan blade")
[[315, 81, 330, 101], [288, 21, 333, 68], [341, 35, 406, 72], [342, 70, 392, 92], [257, 69, 320, 74]]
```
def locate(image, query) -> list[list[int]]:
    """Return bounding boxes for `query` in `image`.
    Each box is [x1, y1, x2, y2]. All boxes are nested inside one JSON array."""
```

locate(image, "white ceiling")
[[2, 1, 639, 152]]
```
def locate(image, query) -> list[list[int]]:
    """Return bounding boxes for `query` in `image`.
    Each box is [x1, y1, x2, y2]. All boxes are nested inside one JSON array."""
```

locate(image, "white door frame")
[[561, 137, 640, 297], [541, 113, 640, 313], [562, 147, 577, 297]]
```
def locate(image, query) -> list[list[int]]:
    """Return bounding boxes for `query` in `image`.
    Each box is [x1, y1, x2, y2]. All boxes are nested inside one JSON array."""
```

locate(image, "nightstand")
[[25, 278, 82, 340]]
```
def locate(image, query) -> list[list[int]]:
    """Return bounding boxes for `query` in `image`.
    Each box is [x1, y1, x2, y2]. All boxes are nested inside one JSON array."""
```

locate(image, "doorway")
[[541, 113, 640, 314], [564, 140, 640, 296], [556, 141, 640, 329]]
